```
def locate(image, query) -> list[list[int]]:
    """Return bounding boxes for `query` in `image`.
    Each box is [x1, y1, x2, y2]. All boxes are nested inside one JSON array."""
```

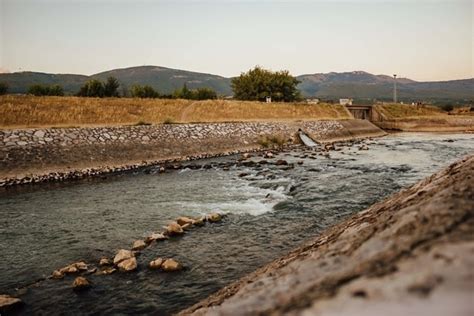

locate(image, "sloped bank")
[[179, 155, 474, 315], [0, 119, 385, 186], [372, 104, 474, 132]]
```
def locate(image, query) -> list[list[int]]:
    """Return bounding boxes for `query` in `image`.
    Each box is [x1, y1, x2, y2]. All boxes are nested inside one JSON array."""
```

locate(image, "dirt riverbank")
[[179, 154, 474, 315]]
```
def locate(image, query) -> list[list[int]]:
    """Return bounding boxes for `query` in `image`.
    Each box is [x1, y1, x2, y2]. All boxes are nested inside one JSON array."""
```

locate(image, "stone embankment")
[[179, 155, 474, 316], [0, 120, 385, 186]]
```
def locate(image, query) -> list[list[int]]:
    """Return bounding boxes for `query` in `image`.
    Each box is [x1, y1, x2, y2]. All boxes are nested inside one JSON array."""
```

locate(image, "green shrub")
[[0, 82, 8, 95]]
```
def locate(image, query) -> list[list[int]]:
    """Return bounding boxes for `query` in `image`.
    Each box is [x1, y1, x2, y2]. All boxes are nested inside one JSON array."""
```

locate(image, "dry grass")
[[0, 95, 351, 128], [374, 103, 445, 119]]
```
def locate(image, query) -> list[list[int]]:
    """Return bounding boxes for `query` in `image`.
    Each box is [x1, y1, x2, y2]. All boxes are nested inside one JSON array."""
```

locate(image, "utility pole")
[[393, 74, 397, 103]]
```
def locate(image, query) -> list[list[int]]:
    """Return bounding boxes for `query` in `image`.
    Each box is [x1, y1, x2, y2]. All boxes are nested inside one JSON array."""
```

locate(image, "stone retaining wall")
[[0, 120, 385, 184]]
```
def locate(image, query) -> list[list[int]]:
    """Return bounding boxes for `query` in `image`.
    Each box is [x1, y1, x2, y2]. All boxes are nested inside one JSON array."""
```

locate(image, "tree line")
[[0, 66, 303, 102]]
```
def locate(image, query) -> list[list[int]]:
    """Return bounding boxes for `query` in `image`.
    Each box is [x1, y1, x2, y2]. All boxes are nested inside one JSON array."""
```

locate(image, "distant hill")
[[296, 71, 474, 101], [0, 67, 472, 102], [91, 66, 232, 95]]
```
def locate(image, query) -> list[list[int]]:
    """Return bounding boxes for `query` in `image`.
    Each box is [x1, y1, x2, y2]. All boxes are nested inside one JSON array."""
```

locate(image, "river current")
[[0, 133, 473, 315]]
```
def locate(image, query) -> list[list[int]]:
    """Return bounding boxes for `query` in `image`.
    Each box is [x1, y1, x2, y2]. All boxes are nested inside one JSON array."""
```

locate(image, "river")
[[0, 132, 473, 315]]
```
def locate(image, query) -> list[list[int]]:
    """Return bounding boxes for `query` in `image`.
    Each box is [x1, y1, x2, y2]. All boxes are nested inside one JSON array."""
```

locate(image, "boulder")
[[98, 267, 116, 275], [132, 240, 147, 251], [275, 159, 288, 166], [164, 221, 184, 236], [117, 257, 137, 272], [145, 233, 168, 244], [193, 217, 206, 226], [206, 213, 222, 223], [176, 216, 195, 226], [59, 261, 88, 274], [99, 257, 112, 266], [149, 258, 164, 270], [74, 261, 88, 271], [72, 277, 90, 290], [264, 152, 274, 159], [51, 270, 64, 279], [59, 265, 78, 274], [0, 295, 22, 312], [113, 249, 134, 265], [161, 259, 182, 272]]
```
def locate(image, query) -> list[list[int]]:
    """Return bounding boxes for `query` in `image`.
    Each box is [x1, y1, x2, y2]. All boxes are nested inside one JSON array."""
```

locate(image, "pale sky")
[[0, 0, 472, 81]]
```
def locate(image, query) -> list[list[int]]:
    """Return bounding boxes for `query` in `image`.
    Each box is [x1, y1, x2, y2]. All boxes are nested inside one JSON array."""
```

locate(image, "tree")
[[231, 66, 301, 102], [173, 84, 217, 100], [48, 84, 64, 96], [104, 76, 120, 97], [28, 84, 64, 96], [77, 79, 105, 97], [195, 88, 217, 100], [0, 82, 8, 95], [130, 84, 159, 98], [28, 84, 49, 96]]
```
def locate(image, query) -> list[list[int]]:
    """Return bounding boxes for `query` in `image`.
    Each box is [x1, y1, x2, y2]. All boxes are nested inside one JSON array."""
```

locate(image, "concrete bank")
[[0, 119, 385, 186], [179, 155, 474, 316]]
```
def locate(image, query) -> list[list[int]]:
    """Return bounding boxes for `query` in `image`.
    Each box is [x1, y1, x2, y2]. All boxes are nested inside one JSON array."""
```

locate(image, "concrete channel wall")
[[0, 119, 385, 185]]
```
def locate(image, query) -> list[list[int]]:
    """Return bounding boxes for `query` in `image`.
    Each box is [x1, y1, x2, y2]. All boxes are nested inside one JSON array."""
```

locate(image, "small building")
[[339, 98, 353, 106], [306, 98, 320, 104]]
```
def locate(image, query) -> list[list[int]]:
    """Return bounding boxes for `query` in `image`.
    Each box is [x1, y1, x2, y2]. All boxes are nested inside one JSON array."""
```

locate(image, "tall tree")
[[231, 66, 301, 102], [77, 80, 105, 97], [104, 76, 120, 97]]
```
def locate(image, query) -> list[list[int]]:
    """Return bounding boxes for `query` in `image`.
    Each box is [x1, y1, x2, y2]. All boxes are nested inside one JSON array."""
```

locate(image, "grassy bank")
[[373, 103, 446, 120], [0, 95, 351, 128]]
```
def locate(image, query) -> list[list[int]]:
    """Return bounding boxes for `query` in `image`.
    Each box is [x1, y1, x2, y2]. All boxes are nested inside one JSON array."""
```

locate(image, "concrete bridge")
[[345, 105, 373, 121]]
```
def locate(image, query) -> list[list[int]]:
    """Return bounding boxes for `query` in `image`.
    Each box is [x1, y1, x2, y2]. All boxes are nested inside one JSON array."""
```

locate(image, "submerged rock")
[[145, 232, 168, 243], [0, 294, 22, 312], [176, 216, 195, 226], [72, 277, 90, 290], [193, 217, 206, 226], [113, 249, 134, 265], [206, 213, 222, 223], [132, 240, 147, 251], [165, 221, 184, 236], [149, 258, 164, 270], [117, 257, 137, 272], [99, 257, 112, 266], [161, 259, 182, 272], [98, 267, 117, 275], [275, 159, 288, 166]]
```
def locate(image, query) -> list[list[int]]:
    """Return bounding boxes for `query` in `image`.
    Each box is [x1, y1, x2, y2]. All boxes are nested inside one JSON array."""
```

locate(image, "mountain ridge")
[[1, 65, 472, 101]]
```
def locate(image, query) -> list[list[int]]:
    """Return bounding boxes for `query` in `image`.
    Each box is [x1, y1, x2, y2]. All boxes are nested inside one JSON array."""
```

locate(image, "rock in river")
[[113, 249, 134, 265], [165, 221, 184, 236], [161, 259, 182, 272], [145, 232, 168, 243], [72, 277, 90, 290], [0, 294, 22, 313], [117, 257, 137, 272], [149, 258, 164, 270], [206, 213, 222, 223], [99, 257, 112, 266], [132, 239, 147, 251], [176, 216, 195, 226]]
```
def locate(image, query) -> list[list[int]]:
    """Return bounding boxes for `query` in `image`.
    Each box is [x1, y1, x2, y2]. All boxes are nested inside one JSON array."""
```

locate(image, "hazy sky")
[[0, 0, 472, 81]]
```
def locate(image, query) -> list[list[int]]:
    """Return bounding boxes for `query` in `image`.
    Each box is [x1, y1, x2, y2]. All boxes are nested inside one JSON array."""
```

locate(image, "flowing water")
[[0, 133, 473, 315]]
